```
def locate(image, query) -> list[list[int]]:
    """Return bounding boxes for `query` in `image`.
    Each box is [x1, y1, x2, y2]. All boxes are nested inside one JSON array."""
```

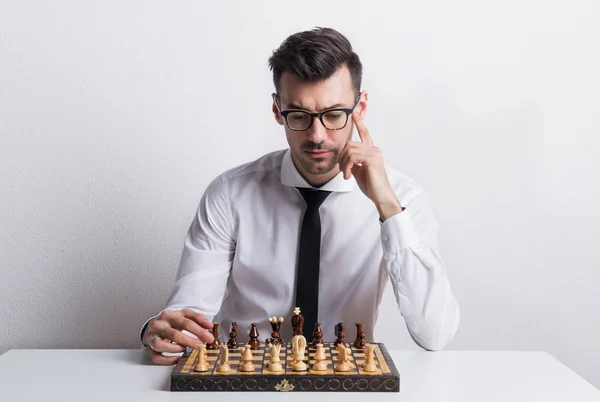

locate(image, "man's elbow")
[[409, 306, 460, 351]]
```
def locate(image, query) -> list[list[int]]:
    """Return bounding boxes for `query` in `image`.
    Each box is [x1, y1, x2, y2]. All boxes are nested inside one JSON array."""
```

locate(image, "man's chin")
[[301, 159, 337, 175]]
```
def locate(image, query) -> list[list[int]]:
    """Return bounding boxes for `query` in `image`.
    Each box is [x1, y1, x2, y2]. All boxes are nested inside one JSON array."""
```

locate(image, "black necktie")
[[295, 187, 331, 341]]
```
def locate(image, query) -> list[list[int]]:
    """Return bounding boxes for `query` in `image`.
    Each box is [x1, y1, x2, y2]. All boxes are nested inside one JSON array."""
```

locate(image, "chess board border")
[[170, 342, 400, 392]]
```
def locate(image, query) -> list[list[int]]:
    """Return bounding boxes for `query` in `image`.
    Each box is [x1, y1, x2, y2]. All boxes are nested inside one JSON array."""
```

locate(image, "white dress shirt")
[[145, 149, 460, 350]]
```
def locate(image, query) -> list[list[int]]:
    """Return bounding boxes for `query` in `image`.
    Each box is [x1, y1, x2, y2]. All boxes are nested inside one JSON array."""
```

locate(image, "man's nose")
[[306, 117, 328, 143]]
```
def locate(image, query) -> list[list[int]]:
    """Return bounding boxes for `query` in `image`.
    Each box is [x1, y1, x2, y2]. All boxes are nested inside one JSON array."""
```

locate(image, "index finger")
[[352, 109, 374, 146], [181, 309, 214, 330]]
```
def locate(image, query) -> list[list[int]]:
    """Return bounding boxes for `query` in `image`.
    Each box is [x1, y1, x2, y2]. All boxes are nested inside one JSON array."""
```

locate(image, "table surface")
[[0, 349, 598, 401]]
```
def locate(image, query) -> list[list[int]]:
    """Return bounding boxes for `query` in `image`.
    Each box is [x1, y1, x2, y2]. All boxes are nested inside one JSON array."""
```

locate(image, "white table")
[[0, 349, 598, 401]]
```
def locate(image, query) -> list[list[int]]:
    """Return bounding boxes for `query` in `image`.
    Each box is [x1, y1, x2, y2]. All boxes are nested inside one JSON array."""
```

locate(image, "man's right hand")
[[143, 309, 215, 365]]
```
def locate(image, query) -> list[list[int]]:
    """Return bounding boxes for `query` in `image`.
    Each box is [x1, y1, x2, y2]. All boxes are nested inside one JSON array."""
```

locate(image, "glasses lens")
[[286, 112, 311, 130], [322, 110, 348, 130]]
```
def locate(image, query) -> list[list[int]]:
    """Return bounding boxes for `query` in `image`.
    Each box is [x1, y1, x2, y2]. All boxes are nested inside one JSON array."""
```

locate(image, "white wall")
[[1, 0, 599, 389]]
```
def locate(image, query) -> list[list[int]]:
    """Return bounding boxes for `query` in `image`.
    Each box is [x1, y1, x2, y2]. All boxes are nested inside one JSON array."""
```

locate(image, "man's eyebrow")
[[286, 102, 346, 111]]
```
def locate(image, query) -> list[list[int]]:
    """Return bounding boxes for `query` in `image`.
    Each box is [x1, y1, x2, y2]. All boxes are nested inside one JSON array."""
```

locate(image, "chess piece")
[[193, 345, 209, 372], [335, 343, 351, 372], [240, 345, 255, 372], [248, 323, 260, 349], [362, 344, 377, 372], [267, 342, 283, 372], [207, 323, 221, 350], [266, 316, 284, 345], [227, 322, 239, 349], [216, 344, 231, 373], [312, 322, 324, 348], [334, 322, 346, 347], [291, 334, 308, 371], [291, 307, 304, 336], [312, 344, 328, 371], [354, 323, 366, 349]]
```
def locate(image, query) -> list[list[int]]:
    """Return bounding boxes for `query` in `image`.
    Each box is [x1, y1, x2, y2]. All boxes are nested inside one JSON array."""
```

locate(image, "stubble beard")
[[296, 148, 339, 175]]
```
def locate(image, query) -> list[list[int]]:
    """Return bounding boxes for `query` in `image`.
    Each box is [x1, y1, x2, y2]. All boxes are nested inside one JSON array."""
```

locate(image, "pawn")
[[227, 322, 239, 349], [193, 345, 208, 372], [248, 323, 260, 349], [362, 344, 377, 372], [312, 344, 328, 371], [334, 322, 346, 347], [240, 345, 255, 372], [312, 323, 324, 348], [354, 323, 366, 349]]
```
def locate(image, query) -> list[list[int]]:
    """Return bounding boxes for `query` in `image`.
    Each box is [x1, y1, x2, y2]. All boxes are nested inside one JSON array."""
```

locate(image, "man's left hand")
[[338, 109, 404, 220]]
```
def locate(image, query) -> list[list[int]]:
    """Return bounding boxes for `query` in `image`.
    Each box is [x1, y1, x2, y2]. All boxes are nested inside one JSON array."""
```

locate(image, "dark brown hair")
[[268, 27, 362, 96]]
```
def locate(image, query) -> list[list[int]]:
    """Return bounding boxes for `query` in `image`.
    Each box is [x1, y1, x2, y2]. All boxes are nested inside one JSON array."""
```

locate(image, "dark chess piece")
[[334, 322, 346, 347], [291, 307, 304, 336], [227, 322, 239, 349], [354, 323, 366, 349], [248, 323, 260, 349], [206, 323, 221, 350], [312, 322, 324, 348], [266, 316, 284, 344]]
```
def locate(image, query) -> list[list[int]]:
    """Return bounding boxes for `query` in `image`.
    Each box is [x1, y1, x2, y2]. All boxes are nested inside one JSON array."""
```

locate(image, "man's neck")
[[292, 159, 340, 188]]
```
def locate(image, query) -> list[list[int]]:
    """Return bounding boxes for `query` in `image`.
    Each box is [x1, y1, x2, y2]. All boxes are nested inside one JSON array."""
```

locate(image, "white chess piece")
[[291, 335, 307, 371], [194, 345, 209, 372], [312, 344, 328, 371], [268, 342, 283, 372], [216, 344, 231, 373], [362, 344, 377, 372], [335, 343, 351, 372], [240, 345, 255, 372]]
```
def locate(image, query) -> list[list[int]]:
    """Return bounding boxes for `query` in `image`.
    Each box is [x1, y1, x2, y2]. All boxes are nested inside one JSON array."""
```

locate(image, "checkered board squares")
[[178, 342, 390, 376], [171, 342, 400, 392], [180, 344, 265, 376]]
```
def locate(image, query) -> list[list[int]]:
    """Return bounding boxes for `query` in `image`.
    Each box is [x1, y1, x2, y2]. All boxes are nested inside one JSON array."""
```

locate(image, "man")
[[141, 27, 460, 365]]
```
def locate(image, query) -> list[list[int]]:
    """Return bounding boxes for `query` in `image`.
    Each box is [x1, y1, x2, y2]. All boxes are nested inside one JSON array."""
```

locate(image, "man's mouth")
[[305, 150, 331, 157]]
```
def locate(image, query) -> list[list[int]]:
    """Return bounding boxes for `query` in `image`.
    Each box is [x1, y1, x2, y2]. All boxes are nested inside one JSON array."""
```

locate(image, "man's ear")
[[272, 94, 284, 125], [357, 90, 368, 119]]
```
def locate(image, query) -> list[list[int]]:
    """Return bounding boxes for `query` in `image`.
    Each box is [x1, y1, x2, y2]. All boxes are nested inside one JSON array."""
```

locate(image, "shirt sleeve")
[[380, 188, 460, 351], [139, 175, 236, 344]]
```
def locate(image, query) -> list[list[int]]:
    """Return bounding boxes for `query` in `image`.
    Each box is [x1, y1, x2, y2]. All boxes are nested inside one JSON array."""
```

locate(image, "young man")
[[142, 27, 460, 365]]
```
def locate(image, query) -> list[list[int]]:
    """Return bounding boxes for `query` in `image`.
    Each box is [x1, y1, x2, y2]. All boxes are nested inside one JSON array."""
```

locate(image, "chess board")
[[170, 342, 399, 392]]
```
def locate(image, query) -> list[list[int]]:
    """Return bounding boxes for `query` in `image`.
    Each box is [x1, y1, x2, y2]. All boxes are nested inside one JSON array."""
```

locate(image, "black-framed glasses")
[[274, 92, 362, 131]]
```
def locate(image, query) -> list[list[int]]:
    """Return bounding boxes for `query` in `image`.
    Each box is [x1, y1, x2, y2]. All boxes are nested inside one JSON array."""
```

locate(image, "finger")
[[181, 309, 214, 330], [148, 349, 180, 365], [162, 327, 205, 349], [149, 337, 186, 354], [339, 151, 356, 180], [172, 315, 215, 344], [352, 109, 374, 146]]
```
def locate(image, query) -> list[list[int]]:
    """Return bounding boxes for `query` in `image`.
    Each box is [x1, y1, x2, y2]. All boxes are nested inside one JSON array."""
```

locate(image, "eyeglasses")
[[274, 92, 362, 131]]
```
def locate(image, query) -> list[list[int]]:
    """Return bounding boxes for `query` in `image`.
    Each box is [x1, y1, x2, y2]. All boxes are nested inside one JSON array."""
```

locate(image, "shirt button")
[[382, 234, 390, 241]]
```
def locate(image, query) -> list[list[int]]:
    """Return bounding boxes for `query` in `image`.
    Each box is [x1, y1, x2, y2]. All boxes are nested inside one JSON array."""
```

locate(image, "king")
[[291, 307, 304, 336]]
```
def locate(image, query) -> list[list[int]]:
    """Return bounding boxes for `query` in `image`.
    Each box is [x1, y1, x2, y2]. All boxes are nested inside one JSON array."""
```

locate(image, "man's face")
[[272, 66, 366, 186]]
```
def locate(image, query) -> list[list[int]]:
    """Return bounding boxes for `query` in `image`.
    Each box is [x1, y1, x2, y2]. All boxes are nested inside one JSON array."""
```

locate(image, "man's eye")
[[290, 114, 307, 121], [325, 112, 344, 119]]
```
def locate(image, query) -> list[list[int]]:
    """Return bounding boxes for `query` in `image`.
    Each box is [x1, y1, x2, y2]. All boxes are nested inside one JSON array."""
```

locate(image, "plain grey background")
[[1, 0, 599, 389]]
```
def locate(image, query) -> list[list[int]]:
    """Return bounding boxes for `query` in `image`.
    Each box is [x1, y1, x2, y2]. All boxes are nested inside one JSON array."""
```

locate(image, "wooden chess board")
[[170, 342, 399, 392]]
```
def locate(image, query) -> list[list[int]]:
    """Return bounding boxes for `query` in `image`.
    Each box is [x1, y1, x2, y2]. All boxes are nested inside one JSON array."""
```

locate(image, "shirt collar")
[[280, 149, 356, 192]]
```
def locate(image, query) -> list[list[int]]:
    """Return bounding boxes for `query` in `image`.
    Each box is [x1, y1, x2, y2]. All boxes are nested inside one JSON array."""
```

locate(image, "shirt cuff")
[[380, 209, 421, 254]]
